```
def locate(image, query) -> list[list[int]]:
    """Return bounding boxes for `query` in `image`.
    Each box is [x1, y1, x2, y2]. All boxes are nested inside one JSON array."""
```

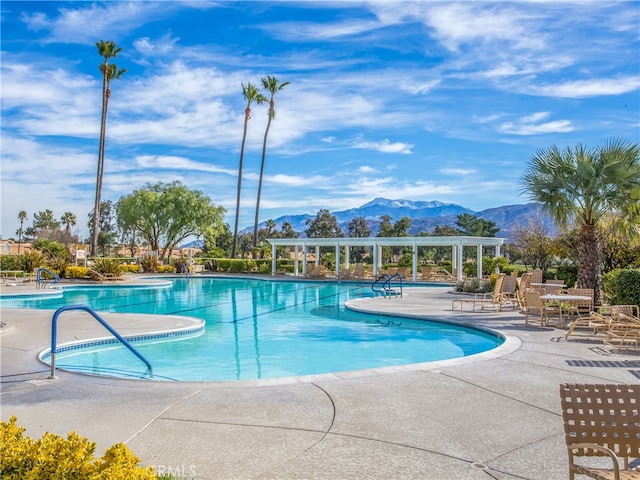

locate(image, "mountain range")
[[180, 198, 552, 248], [250, 198, 553, 239]]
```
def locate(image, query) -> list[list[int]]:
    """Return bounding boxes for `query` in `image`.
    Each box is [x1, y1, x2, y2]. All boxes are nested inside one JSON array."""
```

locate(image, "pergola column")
[[412, 242, 418, 282], [271, 243, 277, 276], [334, 244, 340, 278], [303, 245, 308, 276], [476, 244, 483, 279], [456, 243, 463, 282]]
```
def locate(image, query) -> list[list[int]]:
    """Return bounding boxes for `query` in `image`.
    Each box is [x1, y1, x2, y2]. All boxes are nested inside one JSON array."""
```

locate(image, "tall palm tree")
[[521, 139, 640, 305], [91, 40, 126, 256], [231, 83, 266, 258], [61, 212, 77, 238], [252, 76, 290, 249], [16, 210, 27, 254]]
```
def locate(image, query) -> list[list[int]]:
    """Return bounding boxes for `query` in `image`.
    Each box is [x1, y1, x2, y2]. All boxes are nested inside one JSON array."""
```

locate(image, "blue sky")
[[1, 1, 639, 239]]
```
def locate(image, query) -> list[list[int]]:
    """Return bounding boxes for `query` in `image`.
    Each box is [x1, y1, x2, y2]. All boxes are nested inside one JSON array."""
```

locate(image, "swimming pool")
[[2, 278, 504, 381]]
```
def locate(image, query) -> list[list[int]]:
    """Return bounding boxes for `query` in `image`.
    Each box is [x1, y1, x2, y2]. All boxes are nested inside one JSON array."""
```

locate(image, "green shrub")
[[1, 416, 156, 479], [140, 255, 159, 273], [601, 269, 640, 307], [17, 250, 46, 274], [91, 257, 123, 275], [229, 259, 246, 272], [216, 259, 231, 272]]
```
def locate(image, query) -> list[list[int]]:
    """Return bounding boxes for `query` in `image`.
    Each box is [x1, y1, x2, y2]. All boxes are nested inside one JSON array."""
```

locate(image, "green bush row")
[[602, 268, 640, 307]]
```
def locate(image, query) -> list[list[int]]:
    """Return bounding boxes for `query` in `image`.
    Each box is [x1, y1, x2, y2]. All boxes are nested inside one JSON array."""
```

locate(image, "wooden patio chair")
[[516, 272, 533, 310], [566, 288, 595, 316], [523, 289, 549, 326], [531, 268, 543, 284], [559, 383, 640, 480]]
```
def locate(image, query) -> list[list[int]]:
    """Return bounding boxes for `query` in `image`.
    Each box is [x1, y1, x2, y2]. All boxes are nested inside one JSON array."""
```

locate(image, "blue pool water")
[[2, 278, 503, 381]]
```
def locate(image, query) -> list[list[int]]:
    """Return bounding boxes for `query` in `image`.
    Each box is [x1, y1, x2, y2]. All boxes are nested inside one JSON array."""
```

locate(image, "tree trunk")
[[232, 109, 251, 258], [91, 77, 109, 256], [253, 112, 273, 251], [577, 224, 601, 305]]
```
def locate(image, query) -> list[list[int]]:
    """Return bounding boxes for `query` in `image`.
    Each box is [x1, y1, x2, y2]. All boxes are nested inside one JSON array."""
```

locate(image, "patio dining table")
[[540, 294, 592, 327]]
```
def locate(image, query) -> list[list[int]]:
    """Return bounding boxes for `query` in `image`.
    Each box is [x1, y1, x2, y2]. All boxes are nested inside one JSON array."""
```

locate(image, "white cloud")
[[530, 77, 640, 98], [441, 168, 476, 176], [353, 139, 413, 154]]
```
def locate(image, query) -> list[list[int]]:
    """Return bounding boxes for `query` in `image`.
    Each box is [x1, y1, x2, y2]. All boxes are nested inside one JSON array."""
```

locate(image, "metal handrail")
[[36, 267, 60, 290], [49, 305, 153, 379], [371, 273, 403, 298]]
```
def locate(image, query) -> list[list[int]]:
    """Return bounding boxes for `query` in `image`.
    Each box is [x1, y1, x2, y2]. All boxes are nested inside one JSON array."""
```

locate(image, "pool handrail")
[[48, 304, 153, 379], [36, 267, 60, 290], [371, 273, 403, 298]]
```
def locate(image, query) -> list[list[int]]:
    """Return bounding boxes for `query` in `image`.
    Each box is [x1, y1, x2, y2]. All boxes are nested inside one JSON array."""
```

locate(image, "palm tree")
[[231, 83, 266, 258], [91, 40, 126, 256], [61, 212, 77, 241], [521, 139, 640, 305], [16, 210, 27, 254], [252, 76, 290, 250]]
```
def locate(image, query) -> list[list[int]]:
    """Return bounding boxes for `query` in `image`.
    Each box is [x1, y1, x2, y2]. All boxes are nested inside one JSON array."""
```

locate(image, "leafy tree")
[[455, 213, 499, 237], [377, 215, 394, 237], [232, 82, 266, 258], [88, 200, 118, 255], [91, 40, 126, 256], [116, 181, 226, 260], [392, 216, 411, 236], [25, 210, 61, 241], [16, 210, 27, 253], [521, 139, 640, 304], [348, 217, 370, 238], [432, 225, 460, 236], [305, 209, 343, 238], [204, 223, 232, 258], [253, 75, 290, 249], [599, 213, 640, 272], [348, 216, 371, 262], [508, 215, 557, 271]]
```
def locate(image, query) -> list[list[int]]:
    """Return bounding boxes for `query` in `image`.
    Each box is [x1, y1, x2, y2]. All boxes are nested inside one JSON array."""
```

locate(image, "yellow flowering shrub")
[[1, 416, 156, 479], [121, 264, 142, 273], [65, 266, 91, 279]]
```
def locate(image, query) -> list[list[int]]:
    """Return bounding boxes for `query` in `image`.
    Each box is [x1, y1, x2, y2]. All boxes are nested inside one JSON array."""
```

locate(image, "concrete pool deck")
[[1, 283, 639, 479]]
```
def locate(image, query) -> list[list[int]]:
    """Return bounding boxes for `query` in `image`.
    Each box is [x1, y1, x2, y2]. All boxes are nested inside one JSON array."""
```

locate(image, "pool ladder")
[[371, 273, 403, 298], [48, 305, 153, 379], [36, 267, 60, 290]]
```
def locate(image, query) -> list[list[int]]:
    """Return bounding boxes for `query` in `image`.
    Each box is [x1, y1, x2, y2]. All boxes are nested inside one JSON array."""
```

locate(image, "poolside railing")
[[372, 273, 403, 298], [48, 305, 153, 379]]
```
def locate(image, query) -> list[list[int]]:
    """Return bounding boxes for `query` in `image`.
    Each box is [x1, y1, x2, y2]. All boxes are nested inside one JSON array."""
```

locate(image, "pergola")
[[266, 236, 505, 282]]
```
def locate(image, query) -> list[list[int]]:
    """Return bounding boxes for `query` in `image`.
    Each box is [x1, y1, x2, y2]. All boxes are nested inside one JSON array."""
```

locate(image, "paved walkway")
[[1, 284, 639, 479]]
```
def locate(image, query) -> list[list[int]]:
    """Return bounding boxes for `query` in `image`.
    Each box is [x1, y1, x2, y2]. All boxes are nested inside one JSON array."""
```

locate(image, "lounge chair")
[[559, 383, 640, 480], [307, 265, 326, 278], [352, 263, 365, 279], [89, 270, 123, 282], [339, 268, 352, 279], [603, 306, 640, 351]]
